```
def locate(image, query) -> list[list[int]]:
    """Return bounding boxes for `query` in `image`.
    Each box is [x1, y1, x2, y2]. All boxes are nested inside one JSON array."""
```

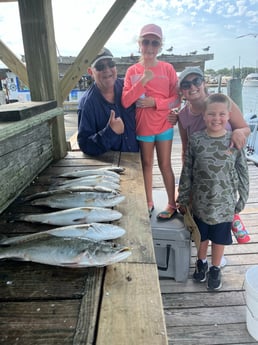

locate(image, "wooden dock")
[[0, 150, 167, 345], [154, 130, 258, 345], [1, 112, 256, 344], [64, 113, 258, 344]]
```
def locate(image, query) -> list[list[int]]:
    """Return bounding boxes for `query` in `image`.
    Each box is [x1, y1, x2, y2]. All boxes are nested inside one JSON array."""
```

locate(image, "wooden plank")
[[0, 300, 79, 345], [0, 121, 53, 213], [18, 0, 67, 159], [0, 101, 57, 121], [166, 323, 256, 345], [18, 0, 59, 103], [96, 152, 168, 344], [160, 264, 254, 293], [72, 269, 104, 345], [0, 261, 102, 300], [0, 39, 28, 86], [166, 305, 246, 327], [0, 106, 64, 145], [59, 0, 136, 101], [117, 152, 156, 263], [116, 53, 214, 75], [97, 263, 168, 345], [52, 150, 121, 165], [162, 290, 246, 309], [68, 130, 78, 151]]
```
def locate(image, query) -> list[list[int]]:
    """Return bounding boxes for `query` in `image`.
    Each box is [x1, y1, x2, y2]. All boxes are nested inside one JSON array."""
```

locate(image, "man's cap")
[[91, 47, 113, 67], [139, 24, 162, 39], [179, 66, 204, 87]]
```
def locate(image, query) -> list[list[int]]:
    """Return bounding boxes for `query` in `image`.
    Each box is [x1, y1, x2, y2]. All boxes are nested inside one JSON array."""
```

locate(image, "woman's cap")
[[179, 67, 204, 87], [91, 47, 113, 67], [139, 24, 162, 39]]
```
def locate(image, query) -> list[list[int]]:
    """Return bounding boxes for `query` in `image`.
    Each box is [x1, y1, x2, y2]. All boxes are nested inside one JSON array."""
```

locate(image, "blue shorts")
[[137, 128, 174, 143], [194, 216, 232, 245]]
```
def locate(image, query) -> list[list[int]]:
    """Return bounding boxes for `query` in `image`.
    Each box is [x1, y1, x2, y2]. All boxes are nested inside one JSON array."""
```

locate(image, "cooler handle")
[[157, 245, 171, 271]]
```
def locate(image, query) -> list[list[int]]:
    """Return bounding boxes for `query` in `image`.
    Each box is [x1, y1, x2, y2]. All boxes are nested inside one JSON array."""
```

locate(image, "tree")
[[205, 67, 256, 79]]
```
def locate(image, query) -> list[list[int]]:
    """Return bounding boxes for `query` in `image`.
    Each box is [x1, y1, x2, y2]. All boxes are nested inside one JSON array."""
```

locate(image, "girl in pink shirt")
[[122, 24, 180, 219]]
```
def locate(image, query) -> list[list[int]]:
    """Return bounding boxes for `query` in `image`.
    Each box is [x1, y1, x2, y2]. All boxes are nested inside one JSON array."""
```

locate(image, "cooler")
[[151, 190, 191, 282]]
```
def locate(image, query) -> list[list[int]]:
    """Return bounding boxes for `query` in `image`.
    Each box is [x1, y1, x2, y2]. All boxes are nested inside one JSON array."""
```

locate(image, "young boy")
[[177, 93, 249, 290]]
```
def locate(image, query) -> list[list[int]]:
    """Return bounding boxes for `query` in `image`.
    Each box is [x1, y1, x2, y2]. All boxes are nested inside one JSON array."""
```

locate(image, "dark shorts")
[[194, 216, 233, 245]]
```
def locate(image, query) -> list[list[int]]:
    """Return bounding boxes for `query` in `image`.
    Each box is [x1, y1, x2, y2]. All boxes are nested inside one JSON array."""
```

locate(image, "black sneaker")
[[207, 266, 222, 290], [193, 259, 208, 282]]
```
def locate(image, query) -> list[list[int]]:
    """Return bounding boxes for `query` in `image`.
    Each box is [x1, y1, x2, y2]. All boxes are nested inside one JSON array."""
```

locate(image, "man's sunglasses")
[[141, 39, 161, 47], [94, 60, 116, 71], [180, 76, 204, 90]]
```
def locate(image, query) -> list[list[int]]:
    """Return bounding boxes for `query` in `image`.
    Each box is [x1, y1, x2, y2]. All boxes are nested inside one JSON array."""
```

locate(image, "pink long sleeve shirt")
[[122, 61, 180, 136]]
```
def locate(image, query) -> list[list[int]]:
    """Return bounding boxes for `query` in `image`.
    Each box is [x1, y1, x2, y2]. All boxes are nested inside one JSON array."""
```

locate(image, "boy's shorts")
[[194, 215, 233, 245], [137, 128, 174, 142]]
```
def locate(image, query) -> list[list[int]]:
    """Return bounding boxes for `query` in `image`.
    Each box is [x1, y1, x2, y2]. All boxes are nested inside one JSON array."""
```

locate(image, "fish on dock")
[[59, 167, 125, 178], [57, 175, 120, 191], [0, 223, 126, 244], [30, 191, 125, 209], [22, 186, 118, 202], [0, 235, 131, 268], [59, 173, 121, 184], [10, 207, 123, 226]]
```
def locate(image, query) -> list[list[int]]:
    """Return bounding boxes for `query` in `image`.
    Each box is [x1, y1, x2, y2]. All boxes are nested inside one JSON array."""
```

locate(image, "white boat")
[[245, 116, 258, 165], [243, 73, 258, 87]]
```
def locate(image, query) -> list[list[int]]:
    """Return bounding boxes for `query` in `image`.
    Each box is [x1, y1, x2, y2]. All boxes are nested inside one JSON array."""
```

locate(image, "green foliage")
[[205, 67, 257, 79]]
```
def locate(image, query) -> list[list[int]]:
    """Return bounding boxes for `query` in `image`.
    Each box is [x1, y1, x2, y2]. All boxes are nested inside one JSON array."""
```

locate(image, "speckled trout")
[[59, 166, 125, 178], [22, 186, 117, 202], [0, 235, 131, 267], [58, 175, 120, 191], [0, 223, 126, 245], [30, 191, 125, 209], [11, 207, 122, 226]]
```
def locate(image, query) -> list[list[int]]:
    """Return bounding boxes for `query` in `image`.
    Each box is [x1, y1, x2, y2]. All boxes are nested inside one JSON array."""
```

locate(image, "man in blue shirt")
[[77, 47, 139, 156]]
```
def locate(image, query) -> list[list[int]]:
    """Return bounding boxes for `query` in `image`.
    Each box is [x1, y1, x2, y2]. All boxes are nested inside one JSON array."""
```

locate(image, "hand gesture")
[[143, 69, 153, 82], [141, 69, 154, 85], [108, 110, 124, 134], [168, 108, 179, 125]]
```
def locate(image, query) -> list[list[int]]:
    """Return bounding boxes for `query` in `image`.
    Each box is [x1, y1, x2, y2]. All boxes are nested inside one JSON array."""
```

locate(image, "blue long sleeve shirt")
[[77, 78, 139, 156]]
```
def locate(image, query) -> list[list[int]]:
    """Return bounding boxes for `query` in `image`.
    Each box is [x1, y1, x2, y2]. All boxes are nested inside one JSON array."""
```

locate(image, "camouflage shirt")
[[178, 130, 249, 225]]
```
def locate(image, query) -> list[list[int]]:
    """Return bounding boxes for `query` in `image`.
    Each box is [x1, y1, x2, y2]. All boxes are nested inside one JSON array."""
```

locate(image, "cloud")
[[0, 0, 257, 70]]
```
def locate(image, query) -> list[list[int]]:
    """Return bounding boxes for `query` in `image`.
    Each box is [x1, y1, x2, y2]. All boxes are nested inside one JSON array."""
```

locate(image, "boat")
[[243, 73, 258, 87], [245, 113, 258, 165]]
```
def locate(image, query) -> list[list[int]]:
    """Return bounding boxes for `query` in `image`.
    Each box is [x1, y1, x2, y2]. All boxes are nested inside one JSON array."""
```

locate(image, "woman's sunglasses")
[[180, 77, 204, 90], [141, 39, 161, 47], [94, 60, 116, 72]]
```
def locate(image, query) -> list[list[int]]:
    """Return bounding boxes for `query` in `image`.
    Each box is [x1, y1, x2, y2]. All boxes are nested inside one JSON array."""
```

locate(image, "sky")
[[0, 0, 258, 71]]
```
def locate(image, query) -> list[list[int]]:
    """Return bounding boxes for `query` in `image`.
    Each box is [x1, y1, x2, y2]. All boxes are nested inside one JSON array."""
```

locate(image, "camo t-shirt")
[[178, 130, 249, 225]]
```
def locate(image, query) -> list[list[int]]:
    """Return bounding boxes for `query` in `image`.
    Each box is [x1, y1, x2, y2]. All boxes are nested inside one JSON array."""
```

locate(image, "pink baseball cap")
[[139, 24, 162, 39]]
